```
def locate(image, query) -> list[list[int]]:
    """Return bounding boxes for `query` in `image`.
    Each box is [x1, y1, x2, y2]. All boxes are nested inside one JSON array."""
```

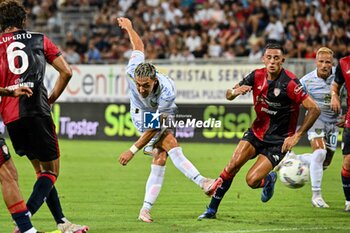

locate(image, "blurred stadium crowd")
[[22, 0, 350, 64]]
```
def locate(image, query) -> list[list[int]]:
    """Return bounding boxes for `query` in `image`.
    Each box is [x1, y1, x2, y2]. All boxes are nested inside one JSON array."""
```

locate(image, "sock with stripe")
[[208, 169, 234, 212], [27, 172, 56, 215]]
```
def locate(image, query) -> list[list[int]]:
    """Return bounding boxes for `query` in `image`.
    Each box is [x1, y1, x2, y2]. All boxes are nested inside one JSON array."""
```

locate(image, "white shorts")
[[307, 118, 339, 151]]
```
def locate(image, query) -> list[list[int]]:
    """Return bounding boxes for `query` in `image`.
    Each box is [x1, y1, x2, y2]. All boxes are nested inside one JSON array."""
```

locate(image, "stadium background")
[[20, 0, 349, 144], [1, 1, 350, 232]]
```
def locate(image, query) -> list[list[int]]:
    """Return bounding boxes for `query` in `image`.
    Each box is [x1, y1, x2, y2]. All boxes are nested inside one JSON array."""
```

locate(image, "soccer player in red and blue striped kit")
[[331, 55, 350, 212], [198, 43, 320, 219], [0, 1, 88, 232]]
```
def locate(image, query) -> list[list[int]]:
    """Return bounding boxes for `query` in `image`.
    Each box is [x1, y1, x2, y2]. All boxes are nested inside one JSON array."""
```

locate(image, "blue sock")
[[208, 179, 233, 212], [12, 210, 33, 232], [46, 186, 65, 224], [208, 169, 234, 212], [342, 174, 350, 201], [27, 175, 54, 215]]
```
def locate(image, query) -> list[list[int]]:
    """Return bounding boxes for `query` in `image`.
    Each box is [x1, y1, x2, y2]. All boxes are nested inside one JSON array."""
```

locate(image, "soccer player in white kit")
[[297, 47, 341, 208], [117, 17, 222, 223]]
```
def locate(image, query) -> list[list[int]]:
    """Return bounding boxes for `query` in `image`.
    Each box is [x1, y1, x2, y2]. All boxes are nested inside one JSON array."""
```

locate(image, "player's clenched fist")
[[117, 17, 132, 30], [119, 150, 134, 166]]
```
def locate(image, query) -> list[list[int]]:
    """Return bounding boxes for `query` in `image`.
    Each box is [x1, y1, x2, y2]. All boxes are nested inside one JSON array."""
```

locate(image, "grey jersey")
[[300, 67, 338, 123]]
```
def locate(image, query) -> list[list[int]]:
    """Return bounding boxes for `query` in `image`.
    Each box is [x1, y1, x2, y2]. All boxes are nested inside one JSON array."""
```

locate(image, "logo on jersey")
[[294, 85, 303, 94], [273, 88, 281, 96], [143, 110, 161, 129], [315, 128, 322, 135]]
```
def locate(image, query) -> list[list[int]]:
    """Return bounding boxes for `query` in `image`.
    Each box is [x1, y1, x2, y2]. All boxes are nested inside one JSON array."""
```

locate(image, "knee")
[[152, 148, 167, 166], [157, 133, 179, 152], [313, 149, 327, 163], [246, 173, 261, 189]]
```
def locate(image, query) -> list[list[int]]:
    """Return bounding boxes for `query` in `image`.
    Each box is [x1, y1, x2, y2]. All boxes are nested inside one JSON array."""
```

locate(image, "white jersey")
[[300, 67, 338, 123], [126, 50, 177, 115]]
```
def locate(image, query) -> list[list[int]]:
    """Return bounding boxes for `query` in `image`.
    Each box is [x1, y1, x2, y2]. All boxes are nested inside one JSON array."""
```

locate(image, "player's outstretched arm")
[[0, 86, 33, 97], [48, 56, 72, 104], [226, 84, 252, 101], [119, 128, 161, 166], [282, 96, 320, 152], [117, 17, 144, 52]]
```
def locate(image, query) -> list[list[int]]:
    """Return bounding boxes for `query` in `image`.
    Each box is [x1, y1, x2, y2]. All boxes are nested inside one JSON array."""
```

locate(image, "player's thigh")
[[310, 137, 326, 150], [226, 139, 256, 173], [0, 158, 17, 183], [246, 155, 273, 187]]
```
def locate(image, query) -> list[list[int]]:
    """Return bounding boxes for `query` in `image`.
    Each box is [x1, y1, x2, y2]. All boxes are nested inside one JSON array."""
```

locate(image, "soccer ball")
[[279, 158, 309, 189]]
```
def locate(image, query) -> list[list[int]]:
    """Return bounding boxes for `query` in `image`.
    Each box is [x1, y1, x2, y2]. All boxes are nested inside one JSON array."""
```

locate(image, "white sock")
[[24, 228, 37, 233], [168, 147, 204, 187], [298, 153, 312, 165], [346, 200, 350, 205], [310, 149, 327, 195], [142, 164, 165, 210]]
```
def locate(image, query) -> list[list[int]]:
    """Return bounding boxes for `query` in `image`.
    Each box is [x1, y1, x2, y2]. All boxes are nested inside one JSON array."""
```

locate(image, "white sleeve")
[[126, 50, 145, 78], [158, 78, 177, 114]]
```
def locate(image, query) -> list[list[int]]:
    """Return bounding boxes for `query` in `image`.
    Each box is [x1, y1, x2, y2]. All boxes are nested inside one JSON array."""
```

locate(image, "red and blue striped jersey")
[[0, 30, 61, 124], [239, 68, 309, 144]]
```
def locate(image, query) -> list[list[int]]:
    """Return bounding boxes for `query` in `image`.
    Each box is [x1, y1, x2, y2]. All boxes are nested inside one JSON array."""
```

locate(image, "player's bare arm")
[[48, 56, 72, 104], [119, 128, 161, 166], [330, 82, 341, 114], [117, 17, 144, 52], [0, 86, 32, 97], [282, 96, 320, 152], [226, 85, 252, 100]]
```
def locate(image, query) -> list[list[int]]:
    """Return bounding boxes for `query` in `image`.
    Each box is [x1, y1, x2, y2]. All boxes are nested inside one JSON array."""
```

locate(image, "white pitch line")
[[196, 226, 350, 233]]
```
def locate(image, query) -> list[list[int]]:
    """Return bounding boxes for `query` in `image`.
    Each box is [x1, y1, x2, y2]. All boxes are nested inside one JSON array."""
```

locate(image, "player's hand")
[[330, 94, 341, 114], [282, 134, 301, 153], [117, 17, 132, 30], [119, 150, 134, 166], [13, 87, 33, 97], [226, 85, 251, 100], [236, 85, 252, 95]]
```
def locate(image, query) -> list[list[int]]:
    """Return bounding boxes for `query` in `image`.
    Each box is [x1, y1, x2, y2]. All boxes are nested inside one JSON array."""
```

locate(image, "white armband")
[[129, 144, 139, 154]]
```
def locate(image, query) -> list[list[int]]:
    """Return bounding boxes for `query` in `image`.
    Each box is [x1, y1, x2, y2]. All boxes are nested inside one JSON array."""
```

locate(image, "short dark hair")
[[263, 43, 285, 55], [0, 0, 26, 32], [134, 63, 157, 80]]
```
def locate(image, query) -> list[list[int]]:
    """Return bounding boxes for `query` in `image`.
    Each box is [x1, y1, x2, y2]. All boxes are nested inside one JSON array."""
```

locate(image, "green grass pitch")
[[0, 139, 349, 233]]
